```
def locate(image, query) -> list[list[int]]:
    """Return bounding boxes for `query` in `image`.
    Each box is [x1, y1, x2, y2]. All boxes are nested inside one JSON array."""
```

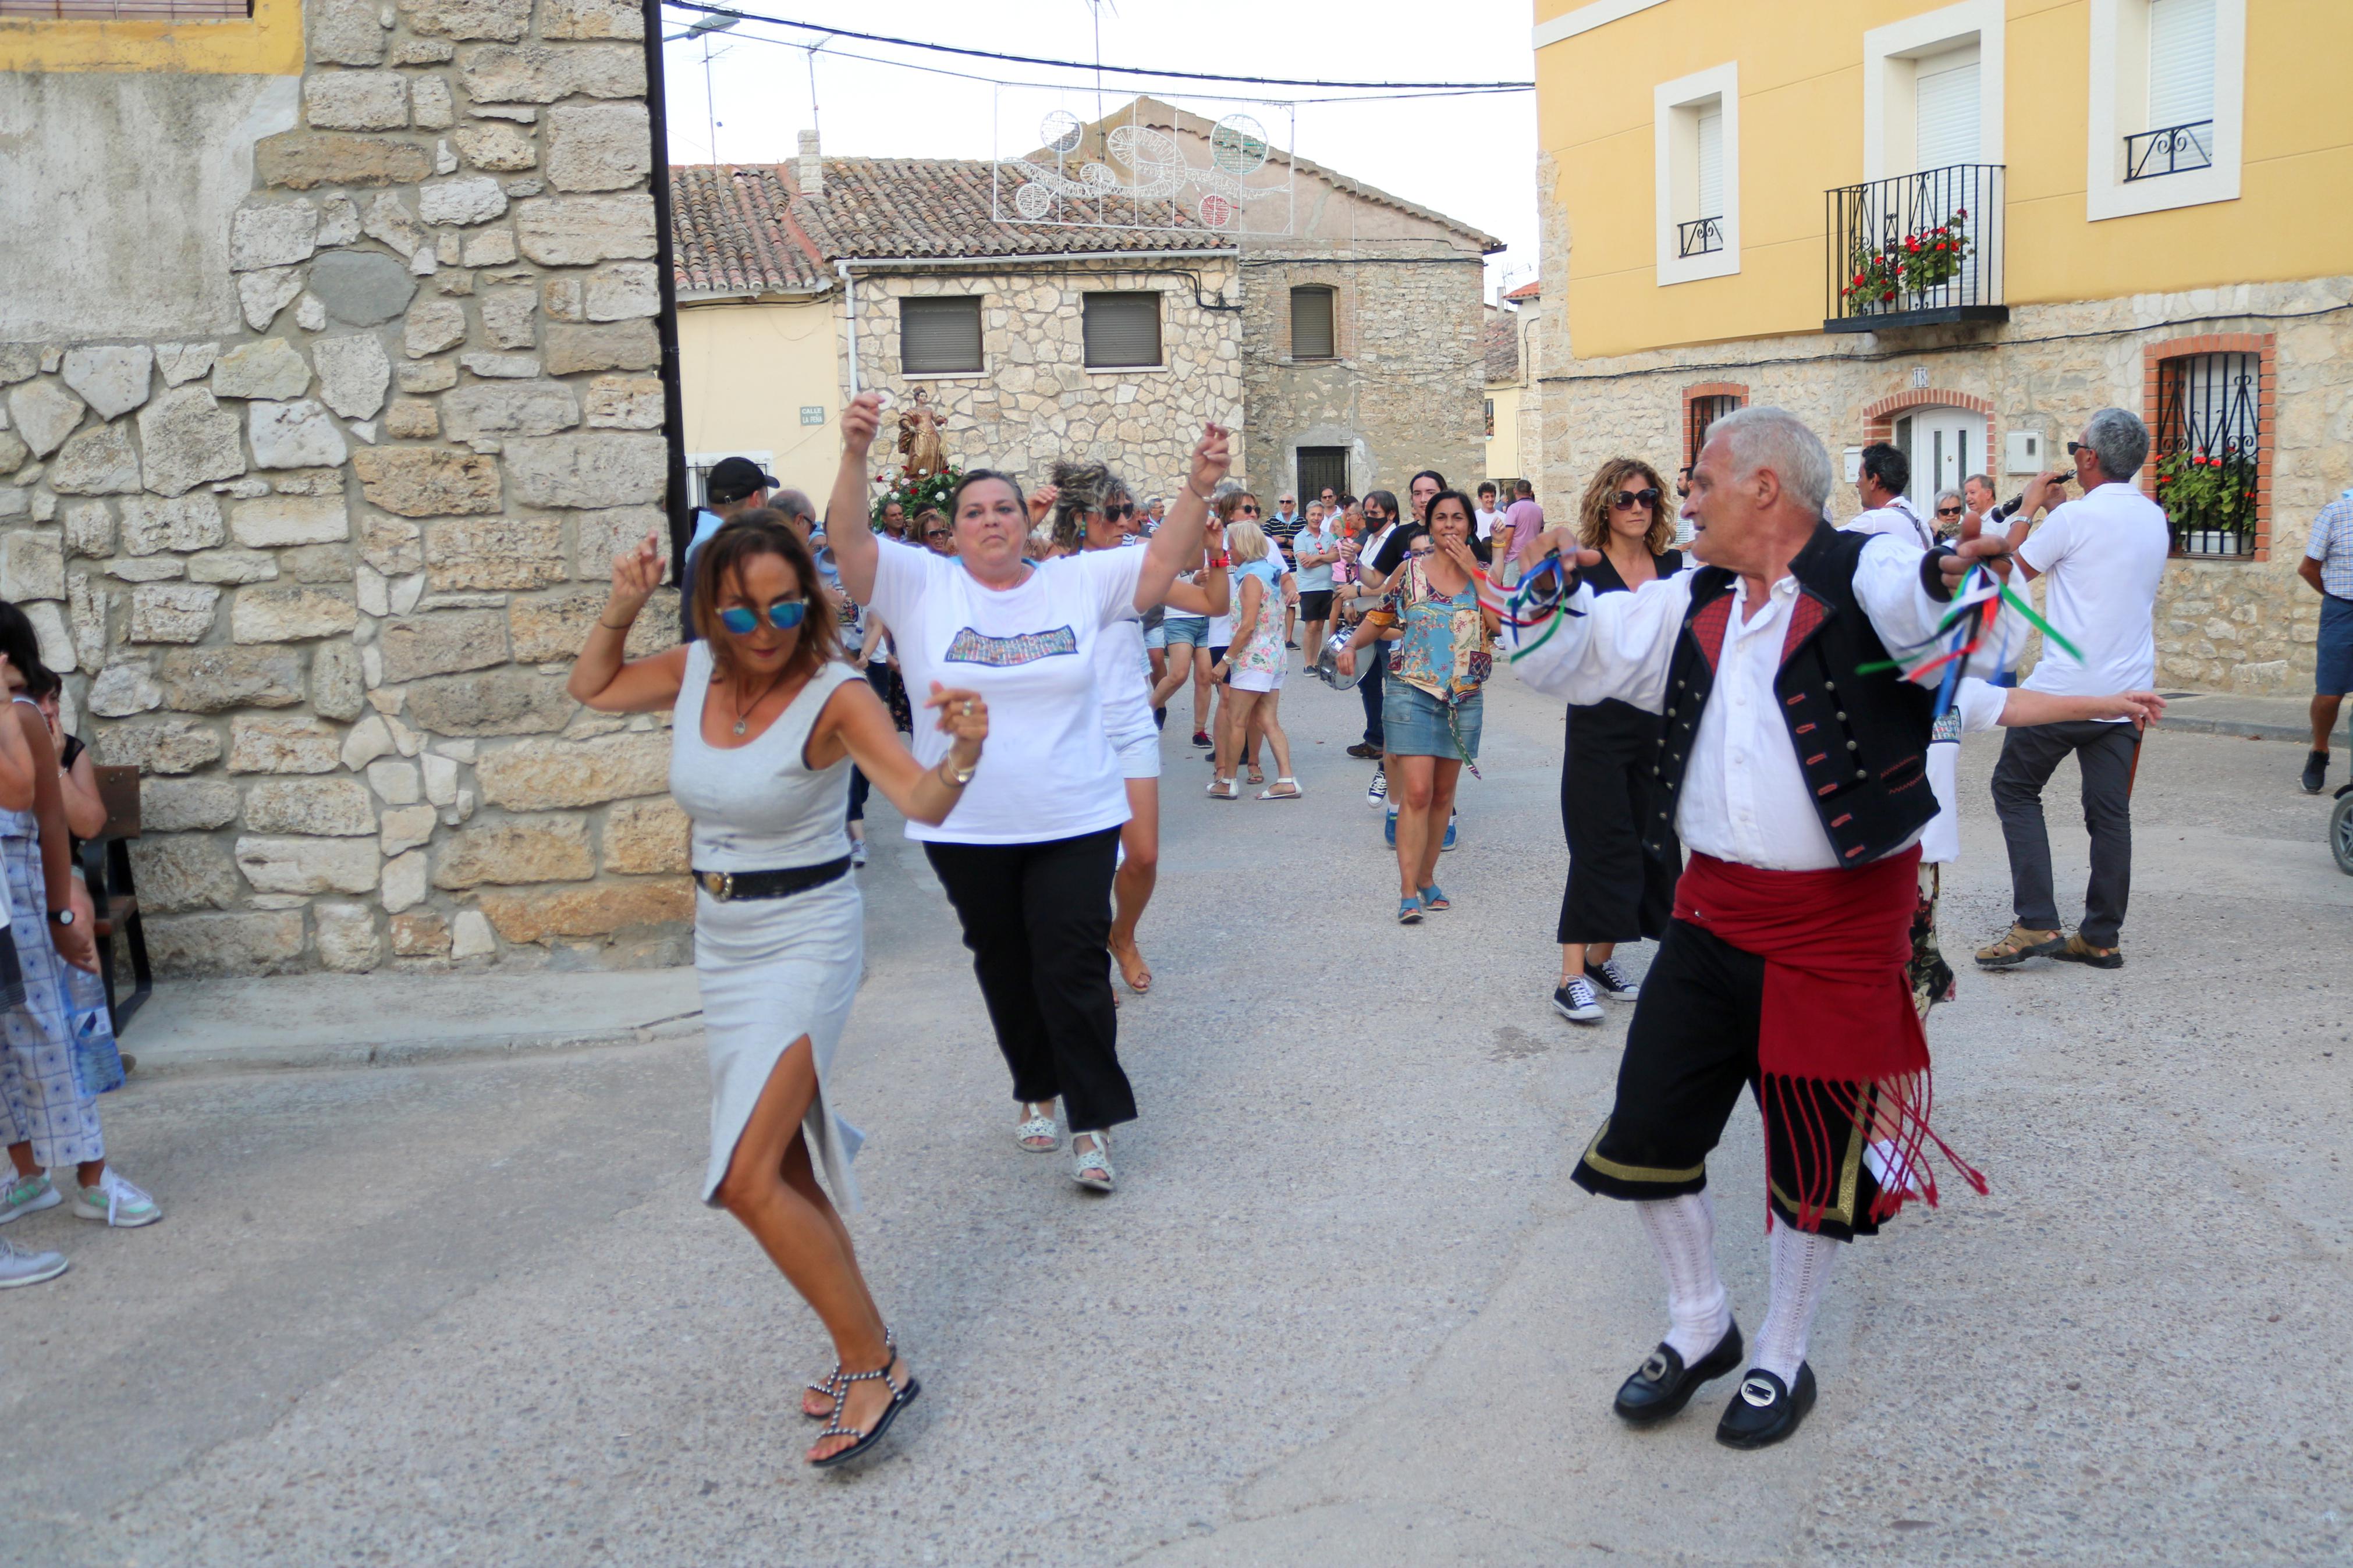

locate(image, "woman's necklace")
[[728, 669, 793, 737]]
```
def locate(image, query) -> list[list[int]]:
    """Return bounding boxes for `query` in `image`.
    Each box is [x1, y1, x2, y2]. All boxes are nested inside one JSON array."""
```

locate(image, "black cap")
[[706, 456, 778, 506]]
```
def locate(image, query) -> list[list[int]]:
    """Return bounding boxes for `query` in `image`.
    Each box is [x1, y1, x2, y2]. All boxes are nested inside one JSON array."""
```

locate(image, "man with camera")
[[1976, 408, 2169, 972]]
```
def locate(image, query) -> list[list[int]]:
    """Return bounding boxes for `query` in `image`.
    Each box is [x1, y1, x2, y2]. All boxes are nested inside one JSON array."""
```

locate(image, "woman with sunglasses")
[[1547, 457, 1684, 1024], [567, 512, 992, 1470], [1930, 488, 1967, 542], [1050, 463, 1227, 994], [916, 507, 955, 556], [827, 394, 1229, 1194]]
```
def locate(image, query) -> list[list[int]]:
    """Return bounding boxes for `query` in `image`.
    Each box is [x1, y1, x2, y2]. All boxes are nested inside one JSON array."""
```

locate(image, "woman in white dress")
[[567, 514, 990, 1470]]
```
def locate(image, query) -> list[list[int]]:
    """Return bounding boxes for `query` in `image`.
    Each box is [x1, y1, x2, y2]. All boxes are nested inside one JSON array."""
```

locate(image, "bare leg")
[[1258, 690, 1294, 781], [1216, 688, 1261, 785], [1110, 777, 1159, 991], [1192, 645, 1214, 736], [1147, 643, 1193, 712], [1558, 939, 1615, 984], [2314, 692, 2344, 753], [6, 1142, 100, 1187], [1417, 759, 1464, 891], [714, 1037, 904, 1462], [1392, 753, 1438, 899]]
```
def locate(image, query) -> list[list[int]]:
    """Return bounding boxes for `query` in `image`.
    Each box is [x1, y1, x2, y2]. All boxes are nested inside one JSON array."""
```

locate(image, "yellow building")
[[1532, 0, 2353, 693]]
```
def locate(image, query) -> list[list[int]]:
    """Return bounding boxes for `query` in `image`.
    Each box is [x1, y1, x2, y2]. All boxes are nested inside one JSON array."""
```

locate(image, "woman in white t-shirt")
[[828, 394, 1230, 1194], [1050, 463, 1229, 998]]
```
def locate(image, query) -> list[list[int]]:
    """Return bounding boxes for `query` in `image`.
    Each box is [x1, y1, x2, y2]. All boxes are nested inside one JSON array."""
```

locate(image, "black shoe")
[[2305, 749, 2330, 794], [1715, 1363, 1816, 1449], [1612, 1321, 1742, 1426], [1345, 742, 1381, 759], [1154, 706, 1167, 731]]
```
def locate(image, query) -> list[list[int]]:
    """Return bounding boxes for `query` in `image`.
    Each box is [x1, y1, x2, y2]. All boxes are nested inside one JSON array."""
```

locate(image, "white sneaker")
[[72, 1169, 160, 1228], [0, 1171, 61, 1225], [0, 1238, 67, 1288], [1551, 977, 1604, 1023], [1365, 770, 1388, 809]]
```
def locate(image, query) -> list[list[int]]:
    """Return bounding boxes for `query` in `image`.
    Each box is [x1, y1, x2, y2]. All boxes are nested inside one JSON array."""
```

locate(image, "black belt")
[[694, 856, 851, 902]]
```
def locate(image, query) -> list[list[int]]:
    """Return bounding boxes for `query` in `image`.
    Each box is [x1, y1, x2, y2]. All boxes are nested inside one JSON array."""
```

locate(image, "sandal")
[[1259, 778, 1303, 799], [804, 1325, 893, 1420], [1110, 937, 1152, 994], [1016, 1102, 1059, 1153], [1208, 777, 1241, 800], [1071, 1130, 1115, 1193], [1397, 896, 1424, 925], [1246, 766, 1266, 787], [2052, 933, 2123, 970], [1974, 924, 2062, 968], [808, 1352, 921, 1469], [1418, 884, 1450, 911]]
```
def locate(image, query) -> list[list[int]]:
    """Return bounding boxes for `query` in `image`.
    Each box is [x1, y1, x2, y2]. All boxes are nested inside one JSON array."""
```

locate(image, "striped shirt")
[[2308, 489, 2353, 600]]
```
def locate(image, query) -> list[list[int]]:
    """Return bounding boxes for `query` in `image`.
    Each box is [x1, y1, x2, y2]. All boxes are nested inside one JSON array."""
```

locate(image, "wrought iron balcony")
[[1824, 163, 2006, 333], [2125, 120, 2214, 182], [1677, 216, 1723, 258]]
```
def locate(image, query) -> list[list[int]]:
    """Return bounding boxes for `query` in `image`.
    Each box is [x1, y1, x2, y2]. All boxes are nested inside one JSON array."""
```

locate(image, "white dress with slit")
[[670, 645, 867, 1208]]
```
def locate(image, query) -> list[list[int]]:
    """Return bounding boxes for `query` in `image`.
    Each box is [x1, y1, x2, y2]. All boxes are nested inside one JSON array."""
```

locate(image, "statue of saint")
[[896, 387, 946, 481]]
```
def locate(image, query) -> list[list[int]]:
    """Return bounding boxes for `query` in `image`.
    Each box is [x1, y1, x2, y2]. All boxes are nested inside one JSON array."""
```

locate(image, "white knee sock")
[[1752, 1224, 1840, 1384], [1635, 1193, 1731, 1361]]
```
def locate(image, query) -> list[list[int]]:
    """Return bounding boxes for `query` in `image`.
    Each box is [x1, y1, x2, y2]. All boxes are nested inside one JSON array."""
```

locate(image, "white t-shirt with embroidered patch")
[[866, 543, 1146, 845]]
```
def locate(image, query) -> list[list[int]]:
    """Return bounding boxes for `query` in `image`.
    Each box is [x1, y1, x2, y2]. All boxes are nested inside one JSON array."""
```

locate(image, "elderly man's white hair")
[[1707, 406, 1834, 519]]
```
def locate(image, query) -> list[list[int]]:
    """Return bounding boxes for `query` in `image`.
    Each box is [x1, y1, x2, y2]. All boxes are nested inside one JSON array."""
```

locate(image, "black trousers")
[[846, 662, 909, 824], [924, 827, 1135, 1133], [1990, 720, 2139, 947], [1358, 642, 1387, 749], [1570, 918, 1890, 1240], [1557, 701, 1680, 945]]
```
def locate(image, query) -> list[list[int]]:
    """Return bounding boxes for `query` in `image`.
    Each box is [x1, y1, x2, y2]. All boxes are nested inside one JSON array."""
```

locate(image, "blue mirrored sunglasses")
[[717, 600, 808, 635]]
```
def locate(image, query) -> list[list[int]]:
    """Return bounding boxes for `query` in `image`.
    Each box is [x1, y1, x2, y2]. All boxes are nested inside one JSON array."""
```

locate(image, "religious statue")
[[895, 387, 946, 481]]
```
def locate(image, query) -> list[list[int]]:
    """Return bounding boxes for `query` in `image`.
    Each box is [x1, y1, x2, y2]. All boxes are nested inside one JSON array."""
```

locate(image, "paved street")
[[7, 672, 2350, 1568]]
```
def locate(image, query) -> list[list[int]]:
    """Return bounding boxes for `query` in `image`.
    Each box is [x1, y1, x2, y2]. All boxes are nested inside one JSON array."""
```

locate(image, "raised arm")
[[1854, 528, 2023, 686], [1134, 424, 1230, 614], [567, 524, 691, 713], [825, 392, 885, 605]]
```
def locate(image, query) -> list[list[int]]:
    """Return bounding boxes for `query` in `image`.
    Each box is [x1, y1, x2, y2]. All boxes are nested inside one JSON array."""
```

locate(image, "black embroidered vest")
[[1644, 526, 1935, 867]]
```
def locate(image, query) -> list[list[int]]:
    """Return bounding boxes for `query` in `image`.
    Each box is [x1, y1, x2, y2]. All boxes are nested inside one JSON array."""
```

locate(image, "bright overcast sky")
[[656, 0, 1540, 299]]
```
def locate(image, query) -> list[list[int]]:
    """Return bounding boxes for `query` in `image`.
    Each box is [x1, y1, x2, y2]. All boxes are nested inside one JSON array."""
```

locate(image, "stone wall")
[[1, 0, 691, 975], [847, 264, 1241, 496], [1533, 276, 2353, 694], [1241, 247, 1488, 502]]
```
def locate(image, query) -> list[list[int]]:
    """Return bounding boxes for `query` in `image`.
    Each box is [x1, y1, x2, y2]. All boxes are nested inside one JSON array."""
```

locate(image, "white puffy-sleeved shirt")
[[1843, 495, 1934, 549], [1511, 534, 2021, 872], [865, 542, 1146, 845]]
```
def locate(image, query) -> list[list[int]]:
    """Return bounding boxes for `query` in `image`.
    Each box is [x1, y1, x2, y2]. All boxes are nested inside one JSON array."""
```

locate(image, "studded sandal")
[[803, 1324, 893, 1420], [1015, 1102, 1060, 1153], [808, 1353, 921, 1469], [1071, 1130, 1115, 1192]]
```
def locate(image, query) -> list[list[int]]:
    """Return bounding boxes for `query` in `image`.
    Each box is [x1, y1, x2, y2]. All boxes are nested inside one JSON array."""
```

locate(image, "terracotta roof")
[[668, 157, 1226, 294], [1484, 312, 1518, 384], [1504, 280, 1540, 301]]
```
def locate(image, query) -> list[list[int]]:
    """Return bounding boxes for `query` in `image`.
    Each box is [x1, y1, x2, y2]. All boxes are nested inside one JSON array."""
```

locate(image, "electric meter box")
[[2004, 431, 2046, 474]]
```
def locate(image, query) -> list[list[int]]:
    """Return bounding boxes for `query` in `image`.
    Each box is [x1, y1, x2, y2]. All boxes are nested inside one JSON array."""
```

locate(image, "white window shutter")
[[1695, 104, 1723, 219], [1914, 56, 1981, 169], [2148, 0, 2217, 129]]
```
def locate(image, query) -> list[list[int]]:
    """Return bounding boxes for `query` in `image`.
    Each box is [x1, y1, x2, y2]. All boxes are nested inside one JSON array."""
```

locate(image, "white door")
[[1894, 407, 1983, 511]]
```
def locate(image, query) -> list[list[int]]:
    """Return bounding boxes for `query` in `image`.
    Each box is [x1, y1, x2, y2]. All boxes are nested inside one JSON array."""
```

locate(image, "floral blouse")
[[1383, 556, 1489, 703], [1231, 557, 1287, 677]]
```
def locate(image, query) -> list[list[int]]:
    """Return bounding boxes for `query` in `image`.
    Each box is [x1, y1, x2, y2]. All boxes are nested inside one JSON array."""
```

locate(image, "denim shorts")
[[1383, 681, 1481, 762], [1162, 615, 1209, 649], [2321, 593, 2353, 696], [1142, 622, 1168, 650]]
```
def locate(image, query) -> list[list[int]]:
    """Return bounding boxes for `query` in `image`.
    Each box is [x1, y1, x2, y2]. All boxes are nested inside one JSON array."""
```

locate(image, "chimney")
[[797, 130, 823, 198]]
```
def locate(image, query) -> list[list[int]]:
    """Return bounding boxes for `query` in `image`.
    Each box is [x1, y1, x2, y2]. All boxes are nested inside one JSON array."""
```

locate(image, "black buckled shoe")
[[1612, 1320, 1742, 1426], [1714, 1363, 1816, 1449]]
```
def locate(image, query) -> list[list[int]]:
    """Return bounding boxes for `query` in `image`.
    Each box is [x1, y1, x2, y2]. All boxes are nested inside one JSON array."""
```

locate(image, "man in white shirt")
[[1843, 442, 1933, 549], [1473, 481, 1505, 543], [1978, 408, 2170, 972], [1512, 406, 2014, 1452]]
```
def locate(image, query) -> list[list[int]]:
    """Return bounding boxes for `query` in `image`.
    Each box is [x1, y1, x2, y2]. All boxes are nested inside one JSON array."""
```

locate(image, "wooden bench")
[[81, 765, 152, 1036]]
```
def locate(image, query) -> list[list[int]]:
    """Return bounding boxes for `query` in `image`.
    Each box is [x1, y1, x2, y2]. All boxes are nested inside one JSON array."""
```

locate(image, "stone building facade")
[[3, 0, 693, 975]]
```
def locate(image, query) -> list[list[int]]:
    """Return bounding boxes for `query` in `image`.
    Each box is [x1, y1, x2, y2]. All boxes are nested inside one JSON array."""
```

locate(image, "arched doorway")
[[1891, 404, 1984, 509]]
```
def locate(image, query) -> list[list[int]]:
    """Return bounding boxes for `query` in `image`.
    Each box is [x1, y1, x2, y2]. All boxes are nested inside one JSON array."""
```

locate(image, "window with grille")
[[1082, 292, 1162, 369], [1296, 446, 1348, 506], [0, 0, 250, 15], [1484, 399, 1496, 438], [1685, 392, 1742, 464], [899, 296, 983, 375], [1290, 286, 1336, 359], [2153, 351, 2260, 557]]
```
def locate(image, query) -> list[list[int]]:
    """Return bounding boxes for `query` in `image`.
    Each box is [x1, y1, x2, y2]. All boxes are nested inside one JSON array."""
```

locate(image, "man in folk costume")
[[1511, 407, 2013, 1448]]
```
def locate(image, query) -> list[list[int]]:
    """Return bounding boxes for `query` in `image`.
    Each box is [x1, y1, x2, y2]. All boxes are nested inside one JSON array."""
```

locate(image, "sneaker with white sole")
[[1552, 977, 1604, 1023], [1441, 810, 1458, 852], [1365, 770, 1388, 809], [72, 1169, 159, 1228], [850, 838, 869, 868], [1385, 807, 1398, 847], [0, 1238, 68, 1289], [1585, 958, 1641, 1001], [0, 1171, 62, 1225]]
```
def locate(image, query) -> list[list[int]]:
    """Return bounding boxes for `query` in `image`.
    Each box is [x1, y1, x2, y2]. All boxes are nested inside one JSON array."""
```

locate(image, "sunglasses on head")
[[716, 600, 808, 635], [1612, 488, 1661, 509]]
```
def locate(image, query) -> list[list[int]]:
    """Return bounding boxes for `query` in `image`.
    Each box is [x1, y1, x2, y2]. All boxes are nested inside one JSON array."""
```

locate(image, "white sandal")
[[1259, 777, 1302, 799], [1015, 1102, 1059, 1153], [1071, 1130, 1115, 1192]]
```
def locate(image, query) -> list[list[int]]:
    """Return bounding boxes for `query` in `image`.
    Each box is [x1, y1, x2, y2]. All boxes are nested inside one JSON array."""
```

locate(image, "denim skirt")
[[1383, 680, 1481, 762]]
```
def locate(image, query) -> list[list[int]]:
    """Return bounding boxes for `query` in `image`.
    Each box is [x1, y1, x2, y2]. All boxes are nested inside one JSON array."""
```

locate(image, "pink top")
[[1503, 497, 1545, 561]]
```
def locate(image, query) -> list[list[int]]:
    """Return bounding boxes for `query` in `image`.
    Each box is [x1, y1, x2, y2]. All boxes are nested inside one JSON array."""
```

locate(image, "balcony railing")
[[1677, 216, 1723, 258], [1824, 163, 2006, 333], [2125, 119, 2214, 182]]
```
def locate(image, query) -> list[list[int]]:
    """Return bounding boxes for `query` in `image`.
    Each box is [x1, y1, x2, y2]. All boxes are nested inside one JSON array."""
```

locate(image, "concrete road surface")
[[5, 673, 2348, 1567]]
